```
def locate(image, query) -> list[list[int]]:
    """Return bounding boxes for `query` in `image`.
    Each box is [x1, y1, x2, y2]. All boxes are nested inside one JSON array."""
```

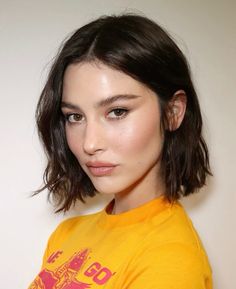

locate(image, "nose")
[[83, 120, 105, 155]]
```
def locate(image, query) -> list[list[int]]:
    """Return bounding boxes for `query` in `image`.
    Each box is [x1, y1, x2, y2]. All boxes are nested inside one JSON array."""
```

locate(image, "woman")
[[29, 13, 212, 289]]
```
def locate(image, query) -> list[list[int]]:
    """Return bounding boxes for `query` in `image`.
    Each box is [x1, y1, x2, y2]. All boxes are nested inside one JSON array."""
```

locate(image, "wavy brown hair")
[[35, 13, 212, 212]]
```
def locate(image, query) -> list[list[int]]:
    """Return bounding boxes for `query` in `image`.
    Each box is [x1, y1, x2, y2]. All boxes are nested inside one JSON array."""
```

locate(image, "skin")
[[61, 61, 186, 214]]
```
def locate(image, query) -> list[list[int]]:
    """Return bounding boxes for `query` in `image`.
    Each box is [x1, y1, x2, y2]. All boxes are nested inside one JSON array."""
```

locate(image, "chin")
[[92, 183, 122, 195], [89, 176, 123, 194], [91, 176, 139, 197]]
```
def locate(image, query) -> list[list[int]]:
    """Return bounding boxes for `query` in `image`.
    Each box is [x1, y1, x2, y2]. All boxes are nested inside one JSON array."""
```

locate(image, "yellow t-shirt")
[[28, 196, 212, 289]]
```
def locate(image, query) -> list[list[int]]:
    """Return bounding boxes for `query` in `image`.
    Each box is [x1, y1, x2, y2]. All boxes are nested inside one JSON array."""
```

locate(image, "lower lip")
[[87, 166, 116, 176]]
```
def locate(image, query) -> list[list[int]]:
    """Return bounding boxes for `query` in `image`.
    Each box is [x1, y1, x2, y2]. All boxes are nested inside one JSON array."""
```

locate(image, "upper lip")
[[86, 161, 116, 167]]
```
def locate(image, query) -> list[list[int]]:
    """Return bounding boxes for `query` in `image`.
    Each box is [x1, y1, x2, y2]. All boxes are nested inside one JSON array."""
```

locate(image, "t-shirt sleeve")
[[120, 243, 212, 289]]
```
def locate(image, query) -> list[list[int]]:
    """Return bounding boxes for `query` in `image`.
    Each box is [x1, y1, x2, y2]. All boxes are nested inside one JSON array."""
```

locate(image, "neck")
[[110, 161, 166, 215], [111, 179, 165, 215]]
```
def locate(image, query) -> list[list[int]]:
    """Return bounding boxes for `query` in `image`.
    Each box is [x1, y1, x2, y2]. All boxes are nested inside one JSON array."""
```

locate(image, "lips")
[[86, 161, 117, 176], [86, 161, 116, 167]]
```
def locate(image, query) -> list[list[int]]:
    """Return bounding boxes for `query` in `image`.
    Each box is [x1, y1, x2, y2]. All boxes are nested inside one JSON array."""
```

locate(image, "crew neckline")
[[97, 195, 170, 229]]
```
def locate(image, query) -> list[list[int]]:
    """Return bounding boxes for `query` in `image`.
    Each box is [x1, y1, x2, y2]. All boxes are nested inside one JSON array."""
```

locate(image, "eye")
[[107, 108, 129, 119], [64, 113, 83, 123]]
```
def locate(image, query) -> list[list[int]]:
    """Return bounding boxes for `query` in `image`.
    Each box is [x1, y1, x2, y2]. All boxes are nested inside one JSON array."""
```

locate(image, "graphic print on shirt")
[[29, 248, 116, 289]]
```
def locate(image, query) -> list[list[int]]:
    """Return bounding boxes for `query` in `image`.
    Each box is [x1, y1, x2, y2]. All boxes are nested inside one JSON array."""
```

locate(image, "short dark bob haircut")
[[36, 13, 212, 212]]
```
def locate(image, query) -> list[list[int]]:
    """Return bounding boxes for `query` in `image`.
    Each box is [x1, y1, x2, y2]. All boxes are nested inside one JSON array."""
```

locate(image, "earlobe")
[[166, 90, 187, 131]]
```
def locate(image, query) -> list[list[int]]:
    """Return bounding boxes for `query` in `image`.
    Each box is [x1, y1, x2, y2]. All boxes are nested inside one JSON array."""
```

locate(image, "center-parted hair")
[[36, 13, 212, 212]]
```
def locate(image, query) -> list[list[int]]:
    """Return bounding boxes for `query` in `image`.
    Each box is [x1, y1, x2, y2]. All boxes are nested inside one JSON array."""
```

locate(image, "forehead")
[[62, 61, 153, 101]]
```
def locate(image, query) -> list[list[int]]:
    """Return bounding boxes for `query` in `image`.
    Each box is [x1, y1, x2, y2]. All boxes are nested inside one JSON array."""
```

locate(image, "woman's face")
[[61, 61, 165, 200]]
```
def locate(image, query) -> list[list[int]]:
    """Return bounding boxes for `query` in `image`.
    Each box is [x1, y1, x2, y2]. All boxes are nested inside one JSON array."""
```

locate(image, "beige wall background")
[[0, 0, 235, 288]]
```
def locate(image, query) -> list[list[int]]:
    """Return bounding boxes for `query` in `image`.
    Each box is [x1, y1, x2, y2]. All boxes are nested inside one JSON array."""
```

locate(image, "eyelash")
[[108, 108, 129, 119], [63, 108, 129, 124], [64, 113, 83, 123]]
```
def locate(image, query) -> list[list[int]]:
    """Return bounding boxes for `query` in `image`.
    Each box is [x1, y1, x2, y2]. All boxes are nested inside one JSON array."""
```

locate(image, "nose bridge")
[[83, 117, 104, 154]]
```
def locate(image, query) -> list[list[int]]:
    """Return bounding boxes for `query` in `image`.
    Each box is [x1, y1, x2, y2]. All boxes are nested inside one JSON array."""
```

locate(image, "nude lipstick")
[[86, 161, 117, 176]]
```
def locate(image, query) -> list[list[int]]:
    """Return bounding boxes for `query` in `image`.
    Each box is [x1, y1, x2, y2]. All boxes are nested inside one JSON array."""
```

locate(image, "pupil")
[[72, 114, 80, 121], [115, 109, 123, 116]]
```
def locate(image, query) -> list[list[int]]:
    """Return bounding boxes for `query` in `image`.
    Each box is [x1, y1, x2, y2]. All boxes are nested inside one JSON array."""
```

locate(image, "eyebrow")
[[61, 94, 142, 110]]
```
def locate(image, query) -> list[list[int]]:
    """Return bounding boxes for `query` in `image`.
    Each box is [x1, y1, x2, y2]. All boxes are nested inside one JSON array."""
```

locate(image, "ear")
[[166, 90, 187, 131]]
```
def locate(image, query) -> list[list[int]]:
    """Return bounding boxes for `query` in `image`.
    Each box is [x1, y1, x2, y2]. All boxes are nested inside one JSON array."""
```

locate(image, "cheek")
[[113, 115, 163, 159], [65, 128, 83, 159]]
